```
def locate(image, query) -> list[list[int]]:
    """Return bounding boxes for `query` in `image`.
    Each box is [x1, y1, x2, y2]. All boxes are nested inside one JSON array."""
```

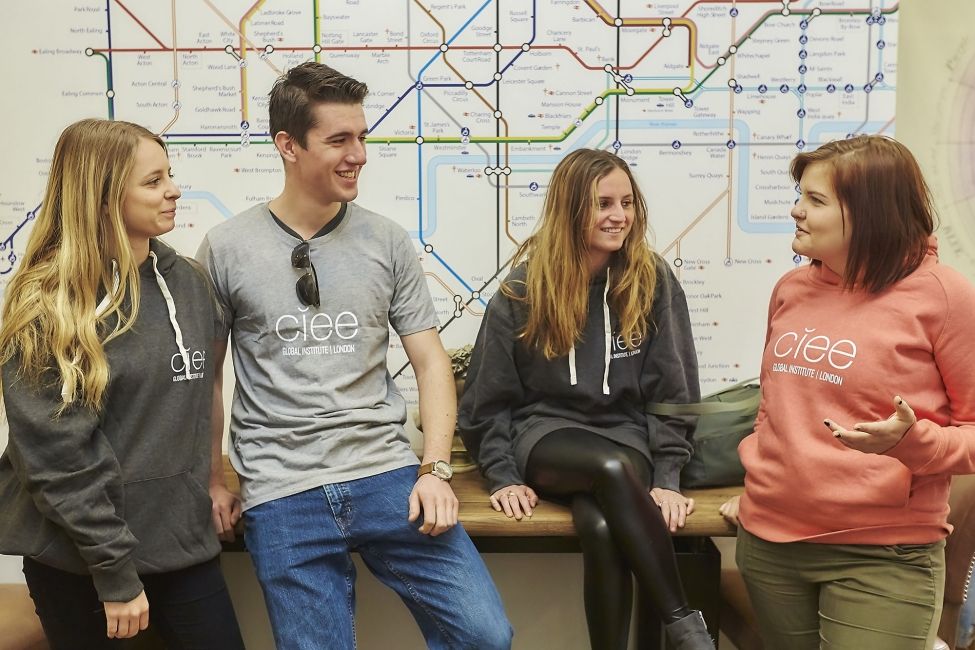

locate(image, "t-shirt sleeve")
[[195, 235, 234, 341], [388, 228, 439, 336]]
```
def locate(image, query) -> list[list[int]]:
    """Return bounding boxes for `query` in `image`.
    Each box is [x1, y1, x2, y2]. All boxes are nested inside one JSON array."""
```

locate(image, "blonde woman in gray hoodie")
[[0, 119, 244, 649]]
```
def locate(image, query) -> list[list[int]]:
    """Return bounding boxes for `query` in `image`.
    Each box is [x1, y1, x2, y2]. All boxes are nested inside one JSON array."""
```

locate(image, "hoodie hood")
[[61, 239, 190, 403]]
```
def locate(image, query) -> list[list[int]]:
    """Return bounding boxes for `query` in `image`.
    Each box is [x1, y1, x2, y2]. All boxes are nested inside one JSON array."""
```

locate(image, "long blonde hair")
[[504, 148, 658, 359], [0, 118, 164, 412]]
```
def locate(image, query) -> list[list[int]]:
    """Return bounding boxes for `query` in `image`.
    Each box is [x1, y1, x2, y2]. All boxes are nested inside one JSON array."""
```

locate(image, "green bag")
[[646, 379, 760, 489]]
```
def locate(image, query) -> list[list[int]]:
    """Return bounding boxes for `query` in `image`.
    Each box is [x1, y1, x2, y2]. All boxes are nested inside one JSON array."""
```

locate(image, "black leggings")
[[525, 428, 691, 650], [23, 556, 245, 650]]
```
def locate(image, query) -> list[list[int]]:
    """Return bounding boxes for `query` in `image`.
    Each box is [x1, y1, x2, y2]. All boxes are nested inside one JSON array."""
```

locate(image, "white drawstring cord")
[[150, 251, 190, 381]]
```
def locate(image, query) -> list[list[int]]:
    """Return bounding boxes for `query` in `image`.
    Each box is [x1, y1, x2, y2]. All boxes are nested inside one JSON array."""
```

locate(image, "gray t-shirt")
[[197, 202, 438, 510]]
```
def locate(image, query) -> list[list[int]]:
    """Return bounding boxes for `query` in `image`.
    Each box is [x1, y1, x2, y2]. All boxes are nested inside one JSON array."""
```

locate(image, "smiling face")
[[586, 167, 635, 273], [121, 137, 180, 249], [791, 161, 851, 277], [289, 101, 368, 209]]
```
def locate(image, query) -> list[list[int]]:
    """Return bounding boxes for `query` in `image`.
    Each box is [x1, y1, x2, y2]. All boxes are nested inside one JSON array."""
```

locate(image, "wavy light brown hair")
[[504, 148, 657, 359], [791, 135, 935, 293], [0, 118, 164, 412]]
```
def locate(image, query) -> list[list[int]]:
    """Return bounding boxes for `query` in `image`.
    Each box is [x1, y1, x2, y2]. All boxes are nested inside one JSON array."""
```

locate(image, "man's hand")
[[408, 474, 459, 536], [649, 487, 695, 532], [104, 590, 149, 639], [825, 396, 916, 454], [209, 481, 242, 542]]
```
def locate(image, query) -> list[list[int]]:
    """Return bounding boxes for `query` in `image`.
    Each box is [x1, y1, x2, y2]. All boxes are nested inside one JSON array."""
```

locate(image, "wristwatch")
[[417, 460, 454, 482]]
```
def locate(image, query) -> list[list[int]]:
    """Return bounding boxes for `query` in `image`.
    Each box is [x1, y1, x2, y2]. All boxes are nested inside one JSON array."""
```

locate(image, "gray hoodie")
[[459, 256, 699, 493], [0, 240, 221, 602]]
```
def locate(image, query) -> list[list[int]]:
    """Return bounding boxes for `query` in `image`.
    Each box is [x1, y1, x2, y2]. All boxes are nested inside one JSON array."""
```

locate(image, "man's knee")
[[462, 616, 513, 650]]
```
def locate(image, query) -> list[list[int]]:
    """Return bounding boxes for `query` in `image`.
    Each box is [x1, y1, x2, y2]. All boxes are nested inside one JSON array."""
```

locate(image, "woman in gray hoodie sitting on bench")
[[459, 148, 712, 650]]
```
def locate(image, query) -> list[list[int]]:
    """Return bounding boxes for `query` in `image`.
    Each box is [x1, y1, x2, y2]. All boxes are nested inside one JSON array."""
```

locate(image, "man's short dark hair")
[[268, 62, 369, 148]]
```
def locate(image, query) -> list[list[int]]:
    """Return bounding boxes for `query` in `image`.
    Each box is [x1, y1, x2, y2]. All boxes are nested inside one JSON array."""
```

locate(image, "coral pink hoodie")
[[739, 239, 975, 544]]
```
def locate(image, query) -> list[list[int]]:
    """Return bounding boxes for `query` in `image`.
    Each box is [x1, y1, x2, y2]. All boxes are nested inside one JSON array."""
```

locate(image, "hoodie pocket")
[[122, 472, 215, 566]]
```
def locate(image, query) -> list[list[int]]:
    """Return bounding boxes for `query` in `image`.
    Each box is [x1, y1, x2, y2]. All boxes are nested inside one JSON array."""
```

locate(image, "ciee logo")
[[171, 347, 207, 374], [772, 327, 857, 370], [275, 306, 360, 342]]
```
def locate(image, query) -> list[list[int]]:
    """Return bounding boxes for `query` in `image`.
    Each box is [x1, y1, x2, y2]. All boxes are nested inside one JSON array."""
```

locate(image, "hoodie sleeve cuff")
[[485, 463, 525, 495], [651, 458, 683, 492], [884, 420, 936, 473], [91, 556, 144, 603]]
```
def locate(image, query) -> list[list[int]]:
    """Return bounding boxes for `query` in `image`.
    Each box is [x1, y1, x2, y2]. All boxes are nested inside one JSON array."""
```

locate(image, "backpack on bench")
[[646, 379, 760, 489]]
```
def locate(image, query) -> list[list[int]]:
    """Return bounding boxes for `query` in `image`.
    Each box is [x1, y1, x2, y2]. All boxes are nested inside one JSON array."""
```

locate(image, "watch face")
[[432, 460, 453, 480]]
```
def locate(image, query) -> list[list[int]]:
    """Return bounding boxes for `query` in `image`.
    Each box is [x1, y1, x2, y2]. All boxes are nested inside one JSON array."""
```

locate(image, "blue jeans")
[[960, 589, 975, 647], [244, 465, 512, 649]]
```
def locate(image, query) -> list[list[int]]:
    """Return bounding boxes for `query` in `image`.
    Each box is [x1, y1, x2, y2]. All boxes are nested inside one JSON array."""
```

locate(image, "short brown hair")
[[268, 62, 369, 147], [790, 135, 935, 293]]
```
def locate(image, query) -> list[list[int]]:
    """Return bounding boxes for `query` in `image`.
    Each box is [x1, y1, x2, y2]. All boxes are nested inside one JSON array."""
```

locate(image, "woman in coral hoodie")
[[721, 135, 975, 650]]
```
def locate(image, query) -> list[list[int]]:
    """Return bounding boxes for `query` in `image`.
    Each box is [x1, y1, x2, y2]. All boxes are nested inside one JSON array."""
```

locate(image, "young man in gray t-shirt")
[[198, 62, 511, 650]]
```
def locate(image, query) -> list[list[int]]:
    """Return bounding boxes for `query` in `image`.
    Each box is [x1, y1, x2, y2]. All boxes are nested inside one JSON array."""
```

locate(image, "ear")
[[274, 131, 299, 163]]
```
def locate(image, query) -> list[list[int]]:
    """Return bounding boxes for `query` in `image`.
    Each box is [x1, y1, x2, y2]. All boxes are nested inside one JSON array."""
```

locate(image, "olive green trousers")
[[736, 525, 945, 650]]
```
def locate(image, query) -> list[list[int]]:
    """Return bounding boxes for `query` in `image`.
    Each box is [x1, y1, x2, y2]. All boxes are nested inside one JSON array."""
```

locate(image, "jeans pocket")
[[881, 542, 938, 568]]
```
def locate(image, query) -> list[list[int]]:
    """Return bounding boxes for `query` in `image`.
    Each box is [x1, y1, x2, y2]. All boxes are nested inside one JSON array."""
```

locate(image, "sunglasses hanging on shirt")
[[291, 241, 321, 308]]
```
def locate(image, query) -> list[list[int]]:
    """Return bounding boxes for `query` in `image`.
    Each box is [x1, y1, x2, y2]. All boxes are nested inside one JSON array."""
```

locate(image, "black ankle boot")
[[664, 610, 715, 650]]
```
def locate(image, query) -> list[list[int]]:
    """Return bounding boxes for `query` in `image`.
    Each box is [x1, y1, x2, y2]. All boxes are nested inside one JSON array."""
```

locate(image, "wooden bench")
[[222, 457, 740, 647], [221, 457, 741, 539]]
